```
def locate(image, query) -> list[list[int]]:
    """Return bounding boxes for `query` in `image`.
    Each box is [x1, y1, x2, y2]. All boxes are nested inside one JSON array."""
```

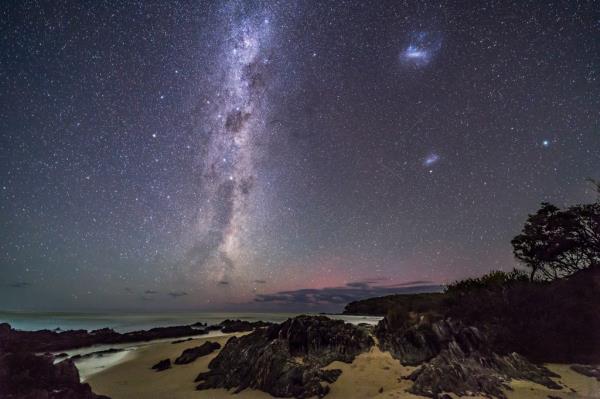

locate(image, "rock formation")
[[0, 351, 110, 399], [174, 341, 221, 364], [376, 317, 561, 398], [218, 319, 274, 333], [0, 322, 206, 353], [151, 358, 171, 371], [195, 315, 373, 398]]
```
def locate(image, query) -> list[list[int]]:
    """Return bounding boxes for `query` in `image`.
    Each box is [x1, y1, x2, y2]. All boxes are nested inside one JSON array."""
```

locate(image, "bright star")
[[542, 140, 550, 147]]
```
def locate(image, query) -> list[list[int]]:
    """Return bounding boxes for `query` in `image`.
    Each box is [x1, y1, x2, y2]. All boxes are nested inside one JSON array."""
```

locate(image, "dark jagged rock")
[[408, 349, 560, 399], [195, 315, 373, 398], [275, 315, 373, 365], [174, 341, 221, 364], [151, 358, 171, 371], [206, 324, 222, 331], [377, 317, 560, 399], [0, 322, 206, 353], [218, 319, 274, 333], [171, 337, 194, 344], [570, 364, 600, 381], [0, 351, 110, 399], [376, 316, 484, 366]]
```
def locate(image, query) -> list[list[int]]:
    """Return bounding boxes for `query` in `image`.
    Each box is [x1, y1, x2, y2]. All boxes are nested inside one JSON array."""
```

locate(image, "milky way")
[[184, 9, 275, 289], [1, 1, 598, 311]]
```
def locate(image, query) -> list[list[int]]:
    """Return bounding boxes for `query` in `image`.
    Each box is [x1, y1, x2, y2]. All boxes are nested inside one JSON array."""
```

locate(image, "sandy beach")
[[86, 334, 599, 399]]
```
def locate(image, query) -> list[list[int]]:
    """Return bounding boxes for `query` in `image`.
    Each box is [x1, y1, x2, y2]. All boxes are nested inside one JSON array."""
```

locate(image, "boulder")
[[174, 341, 221, 364], [151, 358, 171, 371], [171, 337, 194, 344]]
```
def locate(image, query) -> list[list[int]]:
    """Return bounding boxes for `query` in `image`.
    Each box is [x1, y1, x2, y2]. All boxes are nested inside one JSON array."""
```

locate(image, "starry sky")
[[1, 1, 599, 312]]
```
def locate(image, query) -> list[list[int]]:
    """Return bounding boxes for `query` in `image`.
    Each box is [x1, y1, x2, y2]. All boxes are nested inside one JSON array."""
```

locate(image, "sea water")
[[0, 311, 381, 332]]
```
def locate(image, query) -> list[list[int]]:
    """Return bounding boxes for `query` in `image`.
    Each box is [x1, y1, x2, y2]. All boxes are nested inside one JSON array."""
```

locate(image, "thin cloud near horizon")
[[253, 280, 442, 306]]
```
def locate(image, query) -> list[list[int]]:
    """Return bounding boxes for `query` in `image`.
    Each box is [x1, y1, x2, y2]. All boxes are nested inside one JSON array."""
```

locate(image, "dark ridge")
[[343, 292, 445, 316]]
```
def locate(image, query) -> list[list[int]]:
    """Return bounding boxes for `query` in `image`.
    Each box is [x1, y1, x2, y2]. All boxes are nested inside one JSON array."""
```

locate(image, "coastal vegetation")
[[347, 193, 600, 365]]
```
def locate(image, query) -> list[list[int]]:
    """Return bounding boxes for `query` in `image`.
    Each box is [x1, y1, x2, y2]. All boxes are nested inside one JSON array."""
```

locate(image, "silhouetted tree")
[[512, 195, 600, 280]]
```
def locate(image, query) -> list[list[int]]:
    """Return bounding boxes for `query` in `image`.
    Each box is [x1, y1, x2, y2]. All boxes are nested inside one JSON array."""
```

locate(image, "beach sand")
[[87, 334, 599, 399]]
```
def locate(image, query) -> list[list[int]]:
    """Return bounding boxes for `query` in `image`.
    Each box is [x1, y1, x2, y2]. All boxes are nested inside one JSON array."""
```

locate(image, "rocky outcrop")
[[0, 351, 110, 399], [407, 346, 561, 399], [151, 358, 171, 371], [376, 316, 489, 366], [174, 341, 221, 364], [195, 315, 373, 398], [0, 322, 206, 353], [218, 319, 274, 333], [377, 318, 561, 399]]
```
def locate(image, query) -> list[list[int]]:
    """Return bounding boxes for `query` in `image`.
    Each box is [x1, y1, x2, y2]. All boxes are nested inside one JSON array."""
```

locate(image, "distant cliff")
[[342, 292, 445, 316]]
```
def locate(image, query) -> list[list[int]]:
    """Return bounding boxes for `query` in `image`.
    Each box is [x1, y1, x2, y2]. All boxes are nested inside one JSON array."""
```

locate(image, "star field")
[[1, 1, 599, 311]]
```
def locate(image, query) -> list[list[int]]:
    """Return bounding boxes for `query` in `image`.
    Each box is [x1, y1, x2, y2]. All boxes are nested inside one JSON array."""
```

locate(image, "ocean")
[[0, 310, 382, 332]]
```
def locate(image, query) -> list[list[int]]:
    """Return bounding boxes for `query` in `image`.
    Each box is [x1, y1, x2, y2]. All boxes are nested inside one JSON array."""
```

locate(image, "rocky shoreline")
[[1, 314, 597, 399], [0, 319, 272, 354], [0, 318, 273, 399], [1, 271, 598, 399]]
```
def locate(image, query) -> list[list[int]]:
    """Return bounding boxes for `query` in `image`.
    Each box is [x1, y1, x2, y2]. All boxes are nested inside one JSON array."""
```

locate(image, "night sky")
[[1, 1, 599, 311]]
